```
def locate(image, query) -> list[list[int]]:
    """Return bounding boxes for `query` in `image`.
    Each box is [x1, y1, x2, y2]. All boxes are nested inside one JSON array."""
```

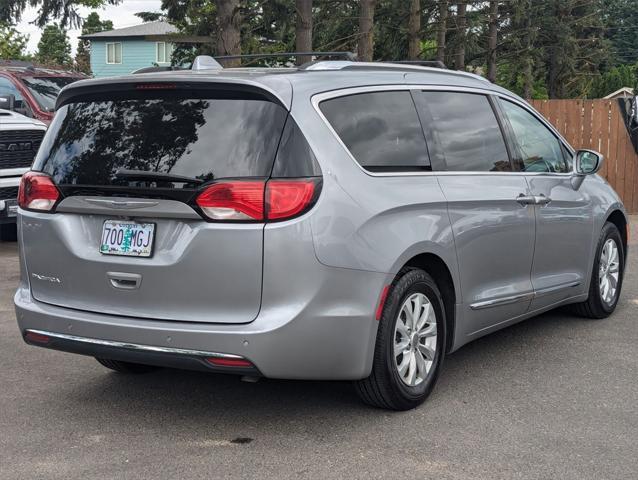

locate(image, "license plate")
[[100, 221, 155, 257]]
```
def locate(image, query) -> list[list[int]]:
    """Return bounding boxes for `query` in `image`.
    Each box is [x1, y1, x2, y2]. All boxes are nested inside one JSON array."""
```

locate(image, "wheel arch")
[[399, 252, 457, 353], [605, 209, 628, 256]]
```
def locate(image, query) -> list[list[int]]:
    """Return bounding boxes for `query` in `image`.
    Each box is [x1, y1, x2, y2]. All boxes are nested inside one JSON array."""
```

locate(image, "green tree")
[[2, 0, 118, 28], [134, 0, 638, 99], [603, 0, 638, 65], [36, 23, 72, 66], [590, 64, 638, 98], [75, 12, 113, 74], [135, 11, 164, 22], [0, 22, 30, 59]]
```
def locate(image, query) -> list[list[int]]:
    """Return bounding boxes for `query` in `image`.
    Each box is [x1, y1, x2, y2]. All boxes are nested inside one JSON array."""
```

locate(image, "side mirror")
[[574, 149, 603, 175], [572, 149, 603, 190], [0, 94, 15, 111]]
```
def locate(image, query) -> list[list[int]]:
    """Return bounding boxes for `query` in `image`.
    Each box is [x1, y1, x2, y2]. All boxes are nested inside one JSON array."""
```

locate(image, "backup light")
[[195, 178, 320, 222], [196, 180, 265, 221]]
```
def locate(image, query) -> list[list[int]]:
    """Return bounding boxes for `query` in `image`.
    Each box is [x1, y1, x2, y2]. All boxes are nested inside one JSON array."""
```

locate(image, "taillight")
[[266, 179, 318, 220], [196, 181, 265, 221], [18, 172, 60, 212], [195, 178, 320, 222]]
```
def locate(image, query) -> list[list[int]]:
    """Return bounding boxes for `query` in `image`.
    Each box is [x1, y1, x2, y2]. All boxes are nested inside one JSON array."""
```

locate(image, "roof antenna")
[[192, 55, 223, 71]]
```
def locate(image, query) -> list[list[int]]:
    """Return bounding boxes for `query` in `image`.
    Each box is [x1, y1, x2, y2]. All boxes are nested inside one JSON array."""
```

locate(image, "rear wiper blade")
[[114, 169, 204, 185]]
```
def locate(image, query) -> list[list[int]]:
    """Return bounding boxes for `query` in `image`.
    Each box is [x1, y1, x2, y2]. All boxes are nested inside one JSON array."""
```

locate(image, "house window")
[[156, 42, 173, 64], [106, 43, 122, 64]]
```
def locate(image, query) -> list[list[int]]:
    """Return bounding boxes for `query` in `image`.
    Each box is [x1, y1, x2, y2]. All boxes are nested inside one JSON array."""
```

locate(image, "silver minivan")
[[15, 60, 627, 410]]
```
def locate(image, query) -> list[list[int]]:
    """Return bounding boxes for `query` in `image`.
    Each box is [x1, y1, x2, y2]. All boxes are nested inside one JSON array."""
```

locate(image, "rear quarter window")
[[271, 117, 321, 178], [319, 91, 430, 172]]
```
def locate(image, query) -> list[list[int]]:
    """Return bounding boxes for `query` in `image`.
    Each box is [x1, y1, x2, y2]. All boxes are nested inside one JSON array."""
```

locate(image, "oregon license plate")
[[100, 221, 155, 257]]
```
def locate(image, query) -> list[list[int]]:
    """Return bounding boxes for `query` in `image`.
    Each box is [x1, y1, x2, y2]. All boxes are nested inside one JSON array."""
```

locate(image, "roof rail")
[[315, 61, 489, 82], [390, 60, 446, 69], [214, 51, 357, 66]]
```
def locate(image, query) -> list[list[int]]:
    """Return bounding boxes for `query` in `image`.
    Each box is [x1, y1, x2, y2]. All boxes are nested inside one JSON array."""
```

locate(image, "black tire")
[[571, 222, 625, 319], [0, 223, 17, 242], [355, 268, 446, 411], [95, 357, 160, 374]]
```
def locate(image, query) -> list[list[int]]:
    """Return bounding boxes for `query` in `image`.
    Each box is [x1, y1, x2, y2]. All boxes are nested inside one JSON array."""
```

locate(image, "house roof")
[[603, 87, 634, 99], [79, 21, 177, 40]]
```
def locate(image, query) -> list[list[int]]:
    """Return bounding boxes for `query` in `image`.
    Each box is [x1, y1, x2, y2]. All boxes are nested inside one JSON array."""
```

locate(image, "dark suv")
[[0, 62, 85, 124]]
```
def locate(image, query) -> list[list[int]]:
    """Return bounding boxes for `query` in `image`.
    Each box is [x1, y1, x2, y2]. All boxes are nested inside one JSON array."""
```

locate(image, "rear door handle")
[[516, 194, 536, 206], [107, 272, 142, 290], [516, 194, 552, 206]]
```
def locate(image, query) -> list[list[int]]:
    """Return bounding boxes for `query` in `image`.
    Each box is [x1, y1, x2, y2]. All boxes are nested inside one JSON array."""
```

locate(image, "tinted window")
[[320, 91, 430, 172], [420, 92, 511, 172], [20, 76, 78, 112], [35, 93, 287, 187], [0, 76, 30, 116], [0, 77, 21, 99], [271, 117, 321, 177], [501, 100, 569, 173]]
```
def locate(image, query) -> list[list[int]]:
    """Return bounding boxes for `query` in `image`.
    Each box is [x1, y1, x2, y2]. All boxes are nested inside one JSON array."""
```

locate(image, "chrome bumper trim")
[[24, 329, 245, 359]]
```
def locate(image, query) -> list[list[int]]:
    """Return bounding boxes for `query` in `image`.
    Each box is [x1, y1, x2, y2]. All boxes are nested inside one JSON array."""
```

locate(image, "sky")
[[16, 0, 163, 56]]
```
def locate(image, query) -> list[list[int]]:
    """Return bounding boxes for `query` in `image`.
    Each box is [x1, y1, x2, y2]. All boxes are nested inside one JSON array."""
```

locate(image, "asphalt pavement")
[[1, 221, 637, 479]]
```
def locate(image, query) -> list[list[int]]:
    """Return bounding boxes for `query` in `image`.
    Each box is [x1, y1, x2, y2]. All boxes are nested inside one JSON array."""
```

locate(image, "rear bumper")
[[23, 328, 260, 375], [15, 259, 388, 380]]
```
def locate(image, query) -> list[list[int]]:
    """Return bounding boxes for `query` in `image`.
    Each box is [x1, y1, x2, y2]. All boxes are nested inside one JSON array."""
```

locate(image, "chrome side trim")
[[470, 292, 535, 310], [533, 281, 581, 298], [469, 281, 581, 310], [310, 84, 574, 178], [24, 329, 245, 359]]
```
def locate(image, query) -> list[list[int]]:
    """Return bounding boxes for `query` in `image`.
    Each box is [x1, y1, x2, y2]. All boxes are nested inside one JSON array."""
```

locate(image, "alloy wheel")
[[393, 292, 437, 387], [599, 238, 620, 306]]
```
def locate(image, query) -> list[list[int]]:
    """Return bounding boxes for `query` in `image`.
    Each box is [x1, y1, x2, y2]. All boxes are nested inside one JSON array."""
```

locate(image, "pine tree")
[[216, 0, 241, 66], [358, 0, 376, 61], [2, 0, 116, 27], [295, 0, 312, 64], [36, 23, 71, 67]]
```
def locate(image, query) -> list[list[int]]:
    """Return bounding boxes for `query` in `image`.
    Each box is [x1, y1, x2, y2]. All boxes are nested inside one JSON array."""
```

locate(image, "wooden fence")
[[529, 99, 638, 213]]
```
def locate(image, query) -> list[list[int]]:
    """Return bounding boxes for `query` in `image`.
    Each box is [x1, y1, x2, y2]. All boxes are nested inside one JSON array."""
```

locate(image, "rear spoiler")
[[55, 75, 292, 110]]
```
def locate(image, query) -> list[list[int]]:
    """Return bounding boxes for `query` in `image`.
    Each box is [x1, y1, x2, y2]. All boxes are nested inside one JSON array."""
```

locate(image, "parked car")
[[0, 62, 85, 124], [0, 109, 47, 240], [14, 58, 627, 410]]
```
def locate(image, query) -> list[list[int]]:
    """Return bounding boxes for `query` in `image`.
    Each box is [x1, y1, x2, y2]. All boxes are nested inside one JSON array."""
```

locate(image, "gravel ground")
[[0, 219, 637, 480]]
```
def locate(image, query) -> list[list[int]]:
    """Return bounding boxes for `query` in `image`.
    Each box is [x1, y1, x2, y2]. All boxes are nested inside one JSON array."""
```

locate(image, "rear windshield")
[[20, 76, 79, 112], [35, 92, 288, 188]]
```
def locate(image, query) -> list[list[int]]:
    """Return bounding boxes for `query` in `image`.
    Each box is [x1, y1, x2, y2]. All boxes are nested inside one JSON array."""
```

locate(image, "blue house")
[[80, 21, 205, 78]]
